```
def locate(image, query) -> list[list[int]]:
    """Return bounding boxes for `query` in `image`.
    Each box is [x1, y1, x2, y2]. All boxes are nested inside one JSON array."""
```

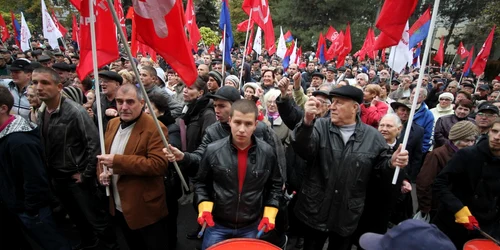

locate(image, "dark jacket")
[[0, 116, 51, 215], [417, 143, 455, 213], [38, 96, 100, 180], [413, 103, 434, 152], [434, 114, 475, 148], [194, 136, 282, 229], [290, 118, 395, 235], [398, 122, 424, 181], [182, 97, 216, 153], [433, 138, 500, 246], [92, 94, 117, 130], [182, 121, 287, 183], [145, 85, 183, 118], [276, 95, 304, 130]]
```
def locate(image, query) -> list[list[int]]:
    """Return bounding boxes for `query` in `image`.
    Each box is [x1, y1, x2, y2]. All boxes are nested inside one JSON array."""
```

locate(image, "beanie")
[[225, 75, 240, 89], [208, 71, 223, 87], [448, 121, 479, 141], [62, 86, 87, 105], [439, 92, 454, 102]]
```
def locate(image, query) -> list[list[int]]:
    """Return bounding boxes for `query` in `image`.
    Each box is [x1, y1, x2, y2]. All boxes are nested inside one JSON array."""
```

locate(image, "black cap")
[[326, 67, 336, 73], [477, 102, 499, 115], [338, 67, 346, 72], [38, 55, 51, 62], [207, 86, 241, 103], [30, 62, 42, 70], [390, 101, 411, 111], [69, 64, 77, 71], [391, 79, 401, 85], [462, 83, 475, 89], [52, 63, 71, 72], [312, 90, 330, 98], [0, 48, 9, 53], [32, 50, 43, 56], [54, 52, 64, 56], [478, 84, 490, 91], [211, 59, 222, 65], [10, 59, 32, 72], [312, 72, 325, 80], [98, 71, 123, 85], [70, 55, 80, 59], [329, 85, 363, 104]]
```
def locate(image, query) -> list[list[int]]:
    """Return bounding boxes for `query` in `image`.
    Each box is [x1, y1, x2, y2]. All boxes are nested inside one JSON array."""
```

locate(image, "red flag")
[[10, 11, 19, 47], [381, 48, 386, 62], [337, 24, 352, 67], [328, 30, 344, 58], [72, 0, 120, 79], [456, 41, 469, 59], [208, 44, 215, 54], [463, 46, 474, 75], [51, 10, 68, 37], [125, 7, 138, 56], [373, 0, 418, 50], [433, 36, 444, 66], [315, 32, 325, 59], [242, 0, 276, 55], [185, 0, 201, 50], [71, 14, 79, 43], [471, 25, 496, 76], [114, 0, 128, 39], [133, 0, 197, 86], [0, 14, 9, 42], [325, 26, 338, 42], [246, 27, 254, 55], [367, 28, 377, 60], [237, 19, 254, 32], [296, 46, 302, 64], [358, 28, 372, 60]]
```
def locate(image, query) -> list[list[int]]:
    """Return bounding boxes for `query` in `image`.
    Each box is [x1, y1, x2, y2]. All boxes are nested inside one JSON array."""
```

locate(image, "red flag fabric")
[[237, 19, 254, 32], [0, 14, 9, 42], [114, 0, 128, 39], [433, 36, 444, 66], [72, 0, 120, 79], [456, 41, 469, 59], [242, 0, 276, 55], [246, 27, 254, 55], [315, 32, 325, 59], [367, 28, 377, 60], [325, 26, 338, 42], [51, 10, 68, 37], [208, 44, 215, 54], [296, 46, 302, 64], [381, 48, 386, 62], [373, 0, 418, 50], [463, 46, 474, 75], [328, 30, 344, 58], [337, 24, 352, 67], [133, 0, 197, 86], [358, 28, 372, 60], [185, 0, 201, 50], [471, 25, 496, 76], [125, 7, 138, 57], [71, 14, 79, 43], [10, 11, 19, 47]]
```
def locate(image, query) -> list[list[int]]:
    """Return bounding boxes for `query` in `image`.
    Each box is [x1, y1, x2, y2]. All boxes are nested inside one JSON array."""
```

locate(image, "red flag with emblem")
[[471, 25, 496, 76], [185, 0, 201, 50], [133, 0, 197, 86], [0, 14, 9, 42], [113, 0, 128, 39], [325, 26, 338, 42], [456, 41, 469, 59], [51, 10, 68, 37], [242, 0, 276, 55], [328, 30, 344, 58], [373, 0, 418, 50], [71, 0, 119, 79], [337, 24, 351, 67]]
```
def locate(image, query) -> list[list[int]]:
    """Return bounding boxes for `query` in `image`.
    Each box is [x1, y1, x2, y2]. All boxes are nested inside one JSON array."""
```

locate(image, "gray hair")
[[381, 113, 402, 128], [117, 84, 144, 101], [357, 73, 369, 82]]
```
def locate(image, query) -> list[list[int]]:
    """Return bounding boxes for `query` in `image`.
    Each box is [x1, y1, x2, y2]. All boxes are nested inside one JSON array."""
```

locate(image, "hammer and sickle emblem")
[[252, 0, 269, 24], [132, 0, 176, 38]]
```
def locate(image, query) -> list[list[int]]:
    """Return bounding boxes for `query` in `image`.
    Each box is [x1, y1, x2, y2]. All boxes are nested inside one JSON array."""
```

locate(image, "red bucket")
[[464, 239, 500, 250], [207, 238, 281, 250]]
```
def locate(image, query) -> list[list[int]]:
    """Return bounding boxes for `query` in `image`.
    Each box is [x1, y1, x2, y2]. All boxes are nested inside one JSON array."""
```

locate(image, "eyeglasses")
[[477, 112, 498, 118]]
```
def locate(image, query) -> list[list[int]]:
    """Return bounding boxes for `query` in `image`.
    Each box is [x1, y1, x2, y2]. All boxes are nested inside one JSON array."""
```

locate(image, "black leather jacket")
[[194, 136, 282, 229], [182, 121, 287, 183], [38, 96, 100, 180], [291, 118, 395, 236]]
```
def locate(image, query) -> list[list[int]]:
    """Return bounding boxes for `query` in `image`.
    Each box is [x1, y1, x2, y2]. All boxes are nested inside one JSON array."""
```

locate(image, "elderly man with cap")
[[461, 82, 475, 95], [92, 70, 123, 129], [475, 84, 490, 102], [310, 72, 325, 89], [390, 100, 424, 182], [52, 62, 72, 87], [290, 85, 409, 250], [325, 67, 336, 85], [417, 121, 479, 221], [433, 118, 500, 249], [430, 92, 455, 127], [0, 59, 32, 120], [53, 51, 65, 63], [434, 99, 475, 148], [37, 55, 53, 68], [475, 102, 499, 139], [164, 86, 288, 248], [207, 71, 223, 94]]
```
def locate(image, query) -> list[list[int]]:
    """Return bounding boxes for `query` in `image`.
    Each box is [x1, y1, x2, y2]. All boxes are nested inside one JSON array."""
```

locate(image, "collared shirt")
[[1, 81, 30, 120]]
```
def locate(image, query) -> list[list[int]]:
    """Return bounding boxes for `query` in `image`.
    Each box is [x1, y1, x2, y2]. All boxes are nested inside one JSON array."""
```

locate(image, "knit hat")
[[62, 86, 87, 105], [448, 121, 479, 141], [225, 75, 240, 89], [439, 92, 454, 102], [208, 71, 223, 86]]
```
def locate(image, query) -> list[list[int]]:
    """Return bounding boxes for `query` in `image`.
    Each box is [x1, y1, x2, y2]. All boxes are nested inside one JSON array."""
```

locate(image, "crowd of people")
[[0, 37, 500, 250]]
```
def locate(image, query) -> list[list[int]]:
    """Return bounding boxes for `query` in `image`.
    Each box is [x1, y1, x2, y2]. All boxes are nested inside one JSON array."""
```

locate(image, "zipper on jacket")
[[235, 193, 241, 229]]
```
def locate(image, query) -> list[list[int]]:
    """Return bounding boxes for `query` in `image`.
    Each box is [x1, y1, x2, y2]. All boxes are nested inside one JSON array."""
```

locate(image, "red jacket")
[[360, 101, 388, 128]]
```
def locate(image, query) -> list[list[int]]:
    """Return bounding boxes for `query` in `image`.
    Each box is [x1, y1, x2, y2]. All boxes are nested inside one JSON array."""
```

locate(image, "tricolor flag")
[[282, 40, 295, 69], [10, 11, 20, 47], [409, 7, 431, 49], [284, 30, 293, 43], [219, 0, 234, 67], [463, 46, 474, 77], [315, 33, 326, 64]]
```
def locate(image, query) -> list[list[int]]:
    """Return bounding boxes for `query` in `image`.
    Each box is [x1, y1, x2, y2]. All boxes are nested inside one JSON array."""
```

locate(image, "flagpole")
[[106, 0, 189, 192], [59, 37, 68, 51], [458, 70, 465, 83], [222, 24, 226, 80], [392, 0, 441, 184], [89, 0, 110, 196], [239, 12, 253, 87], [389, 46, 397, 81], [446, 54, 456, 73]]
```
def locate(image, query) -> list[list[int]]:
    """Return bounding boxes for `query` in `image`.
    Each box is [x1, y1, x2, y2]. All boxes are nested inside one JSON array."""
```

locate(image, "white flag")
[[20, 12, 31, 52], [276, 27, 287, 59], [253, 27, 262, 55], [388, 22, 413, 74], [290, 39, 298, 64], [41, 0, 62, 50]]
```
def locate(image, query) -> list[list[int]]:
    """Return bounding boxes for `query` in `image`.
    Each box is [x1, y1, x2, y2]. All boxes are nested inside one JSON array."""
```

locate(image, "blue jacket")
[[413, 102, 434, 152]]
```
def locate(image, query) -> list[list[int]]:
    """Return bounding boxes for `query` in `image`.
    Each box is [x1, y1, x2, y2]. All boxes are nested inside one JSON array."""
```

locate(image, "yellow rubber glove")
[[455, 206, 479, 230], [258, 206, 279, 232], [197, 201, 214, 227]]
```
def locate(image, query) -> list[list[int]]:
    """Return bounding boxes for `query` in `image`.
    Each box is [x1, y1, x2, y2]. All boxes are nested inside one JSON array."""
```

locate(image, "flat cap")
[[98, 71, 123, 85], [312, 72, 325, 80], [207, 86, 241, 103], [52, 63, 71, 72], [329, 85, 363, 104]]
